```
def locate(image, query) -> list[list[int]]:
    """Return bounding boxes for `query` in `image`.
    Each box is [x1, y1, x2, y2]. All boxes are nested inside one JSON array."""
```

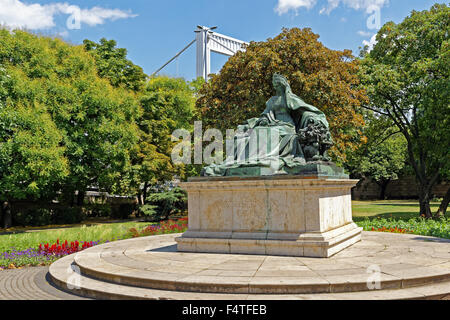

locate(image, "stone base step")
[[49, 254, 450, 300], [48, 233, 450, 300]]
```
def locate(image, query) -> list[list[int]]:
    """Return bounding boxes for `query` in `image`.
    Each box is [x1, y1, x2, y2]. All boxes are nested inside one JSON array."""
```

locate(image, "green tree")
[[359, 4, 450, 218], [0, 64, 68, 228], [131, 76, 197, 203], [144, 186, 187, 221], [197, 28, 368, 164], [436, 178, 450, 216], [346, 113, 407, 199], [83, 38, 147, 92], [0, 29, 140, 213]]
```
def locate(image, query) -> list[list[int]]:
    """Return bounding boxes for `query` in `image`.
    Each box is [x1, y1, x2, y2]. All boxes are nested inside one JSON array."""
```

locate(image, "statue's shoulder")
[[266, 95, 279, 106]]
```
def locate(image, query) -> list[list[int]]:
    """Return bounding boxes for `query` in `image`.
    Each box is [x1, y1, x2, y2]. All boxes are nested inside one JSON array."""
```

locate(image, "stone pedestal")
[[176, 176, 362, 258]]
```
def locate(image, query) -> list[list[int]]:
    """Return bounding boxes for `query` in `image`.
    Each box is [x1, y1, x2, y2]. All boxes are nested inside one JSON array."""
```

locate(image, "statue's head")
[[272, 73, 290, 92]]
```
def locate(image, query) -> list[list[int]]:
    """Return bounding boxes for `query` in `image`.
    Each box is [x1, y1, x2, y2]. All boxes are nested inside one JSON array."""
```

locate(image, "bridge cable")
[[151, 39, 197, 77]]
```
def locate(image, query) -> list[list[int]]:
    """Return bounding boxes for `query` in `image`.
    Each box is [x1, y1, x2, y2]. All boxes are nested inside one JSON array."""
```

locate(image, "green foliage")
[[13, 208, 52, 227], [84, 203, 111, 218], [0, 29, 141, 205], [346, 112, 408, 184], [0, 65, 8, 106], [359, 4, 450, 216], [357, 217, 450, 239], [12, 206, 85, 227], [137, 204, 158, 221], [197, 28, 368, 164], [0, 101, 69, 201], [357, 135, 407, 182], [52, 207, 84, 225], [83, 38, 147, 92], [111, 203, 136, 219], [146, 186, 187, 220], [0, 48, 68, 201], [125, 76, 198, 198]]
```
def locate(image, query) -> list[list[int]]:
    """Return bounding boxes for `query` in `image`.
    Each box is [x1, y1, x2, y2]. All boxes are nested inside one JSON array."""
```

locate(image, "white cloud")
[[362, 34, 377, 51], [320, 0, 389, 15], [358, 30, 373, 37], [275, 0, 317, 15], [275, 0, 389, 15], [51, 4, 137, 27], [0, 0, 136, 30], [319, 0, 340, 14], [0, 0, 55, 29]]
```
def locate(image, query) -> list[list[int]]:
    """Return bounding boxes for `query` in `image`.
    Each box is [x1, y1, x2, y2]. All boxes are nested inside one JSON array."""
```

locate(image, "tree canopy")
[[197, 27, 368, 164], [0, 29, 140, 207], [83, 38, 147, 92], [128, 76, 198, 203], [346, 112, 408, 199], [359, 3, 449, 217]]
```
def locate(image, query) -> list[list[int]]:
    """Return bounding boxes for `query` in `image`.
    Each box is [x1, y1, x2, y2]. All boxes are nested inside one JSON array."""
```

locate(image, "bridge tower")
[[195, 26, 248, 81]]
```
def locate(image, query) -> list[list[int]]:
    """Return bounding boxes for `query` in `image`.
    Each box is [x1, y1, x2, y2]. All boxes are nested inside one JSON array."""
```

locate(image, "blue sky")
[[0, 0, 441, 81]]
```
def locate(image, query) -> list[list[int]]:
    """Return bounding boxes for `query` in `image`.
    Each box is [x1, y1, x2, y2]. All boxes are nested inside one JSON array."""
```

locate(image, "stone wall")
[[352, 176, 450, 200]]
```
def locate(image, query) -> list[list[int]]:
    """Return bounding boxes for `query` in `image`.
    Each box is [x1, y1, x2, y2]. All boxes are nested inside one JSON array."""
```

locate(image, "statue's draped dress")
[[202, 83, 329, 176]]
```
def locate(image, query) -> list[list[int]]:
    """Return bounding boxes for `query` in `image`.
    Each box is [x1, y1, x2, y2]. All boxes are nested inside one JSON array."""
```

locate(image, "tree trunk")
[[137, 191, 144, 206], [377, 180, 390, 200], [143, 182, 149, 205], [76, 190, 85, 207], [2, 201, 12, 229], [69, 191, 75, 207], [435, 187, 450, 218], [418, 186, 433, 219]]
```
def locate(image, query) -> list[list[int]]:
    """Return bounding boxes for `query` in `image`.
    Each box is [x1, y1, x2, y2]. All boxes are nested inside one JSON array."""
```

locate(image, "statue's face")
[[273, 78, 284, 92]]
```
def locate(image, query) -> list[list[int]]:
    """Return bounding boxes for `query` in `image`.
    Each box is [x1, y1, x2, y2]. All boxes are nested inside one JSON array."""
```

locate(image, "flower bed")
[[370, 226, 413, 234], [0, 240, 100, 270], [357, 217, 450, 239], [0, 218, 188, 270], [127, 217, 188, 238], [39, 239, 99, 256]]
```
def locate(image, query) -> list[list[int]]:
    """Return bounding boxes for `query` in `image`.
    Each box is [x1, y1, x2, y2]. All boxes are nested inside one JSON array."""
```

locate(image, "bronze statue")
[[201, 73, 334, 177]]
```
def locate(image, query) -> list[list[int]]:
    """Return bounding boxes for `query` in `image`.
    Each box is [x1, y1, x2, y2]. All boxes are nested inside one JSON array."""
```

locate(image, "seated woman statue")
[[201, 73, 333, 177]]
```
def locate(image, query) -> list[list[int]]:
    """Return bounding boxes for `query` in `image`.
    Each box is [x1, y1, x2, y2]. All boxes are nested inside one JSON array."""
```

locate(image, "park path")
[[0, 266, 89, 300]]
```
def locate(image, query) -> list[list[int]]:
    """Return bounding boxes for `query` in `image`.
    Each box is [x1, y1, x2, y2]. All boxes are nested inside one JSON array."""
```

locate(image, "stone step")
[[73, 246, 450, 295], [66, 233, 450, 295], [49, 253, 450, 300], [49, 232, 450, 299]]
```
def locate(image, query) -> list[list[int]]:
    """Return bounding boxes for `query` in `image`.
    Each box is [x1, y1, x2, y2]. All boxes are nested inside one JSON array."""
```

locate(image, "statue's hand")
[[258, 118, 269, 126]]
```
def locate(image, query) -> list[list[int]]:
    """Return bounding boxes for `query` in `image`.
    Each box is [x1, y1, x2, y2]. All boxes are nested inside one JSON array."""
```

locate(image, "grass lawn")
[[0, 200, 445, 252], [353, 200, 449, 239], [0, 200, 448, 269], [0, 220, 151, 253], [0, 218, 188, 269], [352, 200, 441, 222]]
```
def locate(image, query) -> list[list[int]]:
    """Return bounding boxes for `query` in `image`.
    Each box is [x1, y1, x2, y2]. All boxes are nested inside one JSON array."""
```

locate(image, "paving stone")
[[0, 267, 88, 300], [36, 232, 450, 299]]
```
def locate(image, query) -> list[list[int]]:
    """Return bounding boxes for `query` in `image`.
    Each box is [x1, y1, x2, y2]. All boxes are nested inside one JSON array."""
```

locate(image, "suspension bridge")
[[151, 26, 248, 81]]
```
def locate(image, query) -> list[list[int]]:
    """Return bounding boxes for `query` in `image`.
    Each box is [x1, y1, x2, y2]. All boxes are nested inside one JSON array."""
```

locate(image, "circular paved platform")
[[0, 266, 89, 300], [49, 232, 450, 300]]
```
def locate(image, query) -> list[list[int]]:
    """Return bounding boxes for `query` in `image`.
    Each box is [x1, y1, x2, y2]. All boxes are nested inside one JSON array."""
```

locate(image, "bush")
[[84, 204, 111, 218], [111, 203, 136, 219], [52, 207, 85, 225], [137, 204, 159, 222], [13, 208, 52, 227], [357, 217, 450, 239], [146, 186, 187, 220]]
